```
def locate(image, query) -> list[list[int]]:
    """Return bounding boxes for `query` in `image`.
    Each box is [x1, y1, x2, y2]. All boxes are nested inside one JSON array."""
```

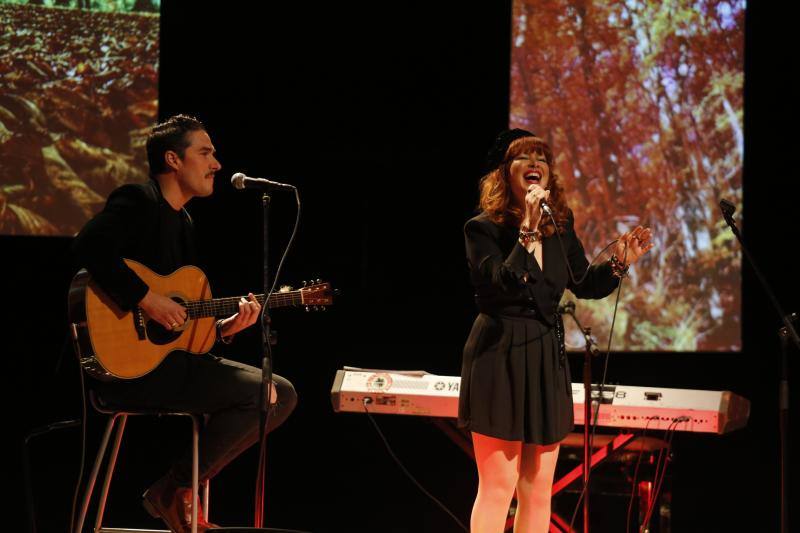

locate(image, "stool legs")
[[94, 415, 127, 531], [74, 414, 120, 533], [203, 480, 210, 522], [74, 411, 204, 533], [191, 415, 199, 533]]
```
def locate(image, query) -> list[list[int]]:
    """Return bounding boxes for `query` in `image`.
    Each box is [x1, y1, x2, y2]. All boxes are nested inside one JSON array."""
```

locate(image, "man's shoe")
[[143, 474, 220, 532]]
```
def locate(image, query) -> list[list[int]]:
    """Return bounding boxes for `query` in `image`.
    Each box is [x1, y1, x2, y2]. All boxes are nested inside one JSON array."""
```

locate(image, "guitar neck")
[[184, 291, 302, 319]]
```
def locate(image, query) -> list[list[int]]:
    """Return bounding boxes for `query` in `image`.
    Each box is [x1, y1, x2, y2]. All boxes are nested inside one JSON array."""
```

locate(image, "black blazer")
[[464, 210, 618, 325], [72, 180, 197, 311]]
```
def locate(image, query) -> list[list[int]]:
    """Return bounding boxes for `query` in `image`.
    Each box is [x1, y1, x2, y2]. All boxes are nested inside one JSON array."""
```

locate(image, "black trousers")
[[93, 351, 297, 484]]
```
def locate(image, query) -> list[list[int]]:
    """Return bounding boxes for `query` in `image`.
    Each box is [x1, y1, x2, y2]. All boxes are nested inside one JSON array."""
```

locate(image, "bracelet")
[[518, 228, 542, 245], [216, 319, 234, 344], [609, 253, 630, 278]]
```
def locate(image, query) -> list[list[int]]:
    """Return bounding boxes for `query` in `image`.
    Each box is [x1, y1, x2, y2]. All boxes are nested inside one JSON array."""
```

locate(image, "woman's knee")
[[518, 443, 560, 494], [477, 458, 520, 498], [482, 466, 519, 491], [478, 474, 518, 507]]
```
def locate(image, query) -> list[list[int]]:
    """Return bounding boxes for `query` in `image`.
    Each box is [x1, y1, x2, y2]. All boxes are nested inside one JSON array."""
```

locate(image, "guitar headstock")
[[300, 279, 334, 310]]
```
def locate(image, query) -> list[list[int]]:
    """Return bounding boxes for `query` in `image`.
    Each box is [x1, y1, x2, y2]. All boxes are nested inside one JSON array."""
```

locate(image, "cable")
[[638, 423, 674, 533], [266, 187, 302, 299], [545, 208, 620, 288], [639, 417, 687, 531], [362, 399, 468, 532], [564, 233, 630, 533], [626, 417, 657, 533], [636, 419, 678, 533]]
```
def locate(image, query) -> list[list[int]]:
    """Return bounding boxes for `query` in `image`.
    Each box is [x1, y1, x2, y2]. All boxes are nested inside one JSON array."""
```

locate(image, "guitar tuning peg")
[[315, 278, 321, 284], [305, 306, 310, 312], [302, 280, 307, 287]]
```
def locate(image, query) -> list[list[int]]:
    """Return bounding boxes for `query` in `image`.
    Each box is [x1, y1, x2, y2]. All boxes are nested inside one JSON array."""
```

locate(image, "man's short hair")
[[146, 114, 206, 176]]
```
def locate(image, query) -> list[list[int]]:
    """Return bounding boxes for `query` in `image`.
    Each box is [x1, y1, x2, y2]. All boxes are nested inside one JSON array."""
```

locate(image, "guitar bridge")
[[133, 308, 146, 340]]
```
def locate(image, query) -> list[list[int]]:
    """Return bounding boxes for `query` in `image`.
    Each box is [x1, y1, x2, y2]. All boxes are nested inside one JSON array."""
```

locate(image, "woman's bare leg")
[[471, 432, 522, 533], [513, 443, 560, 533]]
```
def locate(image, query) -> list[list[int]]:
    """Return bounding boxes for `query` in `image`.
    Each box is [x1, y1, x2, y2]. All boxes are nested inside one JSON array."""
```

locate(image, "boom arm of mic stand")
[[724, 216, 800, 349]]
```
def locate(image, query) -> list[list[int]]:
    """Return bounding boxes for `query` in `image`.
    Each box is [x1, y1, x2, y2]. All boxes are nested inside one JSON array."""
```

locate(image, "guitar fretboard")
[[184, 292, 303, 319]]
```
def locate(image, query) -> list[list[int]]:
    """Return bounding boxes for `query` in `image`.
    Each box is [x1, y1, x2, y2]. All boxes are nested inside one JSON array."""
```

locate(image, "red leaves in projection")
[[511, 0, 744, 350], [0, 3, 158, 236]]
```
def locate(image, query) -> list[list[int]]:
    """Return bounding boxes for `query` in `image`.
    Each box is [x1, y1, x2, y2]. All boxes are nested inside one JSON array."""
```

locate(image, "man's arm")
[[73, 185, 189, 330], [72, 185, 152, 310]]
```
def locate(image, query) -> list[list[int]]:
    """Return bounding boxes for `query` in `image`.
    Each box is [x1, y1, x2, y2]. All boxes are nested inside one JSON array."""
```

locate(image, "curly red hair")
[[479, 136, 570, 236]]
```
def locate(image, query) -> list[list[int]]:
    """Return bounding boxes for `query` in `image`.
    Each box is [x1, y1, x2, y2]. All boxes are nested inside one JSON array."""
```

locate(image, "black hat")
[[485, 128, 536, 172]]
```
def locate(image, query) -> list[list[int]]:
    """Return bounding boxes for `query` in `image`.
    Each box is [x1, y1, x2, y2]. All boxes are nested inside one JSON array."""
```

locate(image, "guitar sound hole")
[[145, 296, 186, 345]]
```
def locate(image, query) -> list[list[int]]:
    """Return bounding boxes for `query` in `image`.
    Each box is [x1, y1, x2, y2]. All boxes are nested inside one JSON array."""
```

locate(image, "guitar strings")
[[179, 290, 317, 319]]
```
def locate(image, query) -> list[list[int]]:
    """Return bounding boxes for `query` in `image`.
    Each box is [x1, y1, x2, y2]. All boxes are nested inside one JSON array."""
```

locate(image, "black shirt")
[[72, 180, 197, 311]]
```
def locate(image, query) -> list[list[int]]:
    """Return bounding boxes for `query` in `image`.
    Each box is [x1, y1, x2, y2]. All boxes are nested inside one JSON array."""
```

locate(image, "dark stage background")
[[5, 1, 799, 532]]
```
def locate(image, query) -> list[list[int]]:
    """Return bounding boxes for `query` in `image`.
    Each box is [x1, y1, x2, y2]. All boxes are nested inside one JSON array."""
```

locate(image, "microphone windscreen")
[[719, 198, 736, 217], [231, 173, 246, 189]]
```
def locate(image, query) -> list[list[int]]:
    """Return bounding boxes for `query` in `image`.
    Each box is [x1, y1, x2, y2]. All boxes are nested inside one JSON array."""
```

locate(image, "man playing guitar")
[[72, 114, 297, 532]]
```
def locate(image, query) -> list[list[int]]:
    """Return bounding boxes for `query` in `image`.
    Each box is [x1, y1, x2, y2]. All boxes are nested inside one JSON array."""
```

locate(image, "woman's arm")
[[465, 217, 532, 291]]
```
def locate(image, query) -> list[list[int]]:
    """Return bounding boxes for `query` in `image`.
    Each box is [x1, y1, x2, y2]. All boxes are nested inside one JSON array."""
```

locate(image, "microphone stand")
[[721, 204, 798, 533], [229, 176, 303, 532], [561, 304, 600, 533], [254, 192, 274, 528], [720, 205, 800, 533]]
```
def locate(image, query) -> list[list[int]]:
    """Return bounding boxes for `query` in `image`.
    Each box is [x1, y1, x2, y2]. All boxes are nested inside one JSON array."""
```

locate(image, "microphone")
[[719, 198, 736, 220], [231, 172, 295, 192], [557, 301, 576, 315], [540, 199, 553, 216]]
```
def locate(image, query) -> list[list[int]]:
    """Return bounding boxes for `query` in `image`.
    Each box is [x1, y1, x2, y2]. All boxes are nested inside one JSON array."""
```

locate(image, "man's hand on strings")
[[218, 293, 261, 337]]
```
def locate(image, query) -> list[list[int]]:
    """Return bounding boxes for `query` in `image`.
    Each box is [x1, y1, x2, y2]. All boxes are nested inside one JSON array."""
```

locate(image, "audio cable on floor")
[[362, 398, 469, 532]]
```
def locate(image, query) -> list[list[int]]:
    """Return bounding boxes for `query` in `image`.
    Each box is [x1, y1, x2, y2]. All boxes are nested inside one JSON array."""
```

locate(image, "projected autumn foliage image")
[[0, 1, 158, 236], [511, 0, 743, 351]]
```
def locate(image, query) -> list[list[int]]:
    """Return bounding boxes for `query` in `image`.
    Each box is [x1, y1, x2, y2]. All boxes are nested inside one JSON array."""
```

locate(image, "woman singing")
[[459, 129, 653, 532]]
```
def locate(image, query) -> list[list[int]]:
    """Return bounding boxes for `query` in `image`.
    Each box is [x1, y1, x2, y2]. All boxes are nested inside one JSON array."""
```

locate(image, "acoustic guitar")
[[68, 259, 333, 381]]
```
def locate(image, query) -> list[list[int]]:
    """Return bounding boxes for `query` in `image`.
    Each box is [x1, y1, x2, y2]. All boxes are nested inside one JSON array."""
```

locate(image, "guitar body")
[[69, 259, 332, 381], [70, 259, 216, 381]]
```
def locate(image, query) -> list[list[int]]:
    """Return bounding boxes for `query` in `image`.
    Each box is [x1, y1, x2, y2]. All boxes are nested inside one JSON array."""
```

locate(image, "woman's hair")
[[478, 135, 570, 236]]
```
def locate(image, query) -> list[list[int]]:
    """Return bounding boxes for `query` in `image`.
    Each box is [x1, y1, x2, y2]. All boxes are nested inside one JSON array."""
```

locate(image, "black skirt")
[[458, 313, 573, 444]]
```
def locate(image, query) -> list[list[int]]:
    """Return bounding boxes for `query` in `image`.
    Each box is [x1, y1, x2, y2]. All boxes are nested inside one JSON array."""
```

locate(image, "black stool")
[[73, 391, 210, 533]]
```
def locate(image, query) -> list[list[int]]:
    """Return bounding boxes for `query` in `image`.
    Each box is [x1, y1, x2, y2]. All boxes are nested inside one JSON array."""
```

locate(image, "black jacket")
[[72, 180, 197, 311], [464, 210, 618, 325]]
